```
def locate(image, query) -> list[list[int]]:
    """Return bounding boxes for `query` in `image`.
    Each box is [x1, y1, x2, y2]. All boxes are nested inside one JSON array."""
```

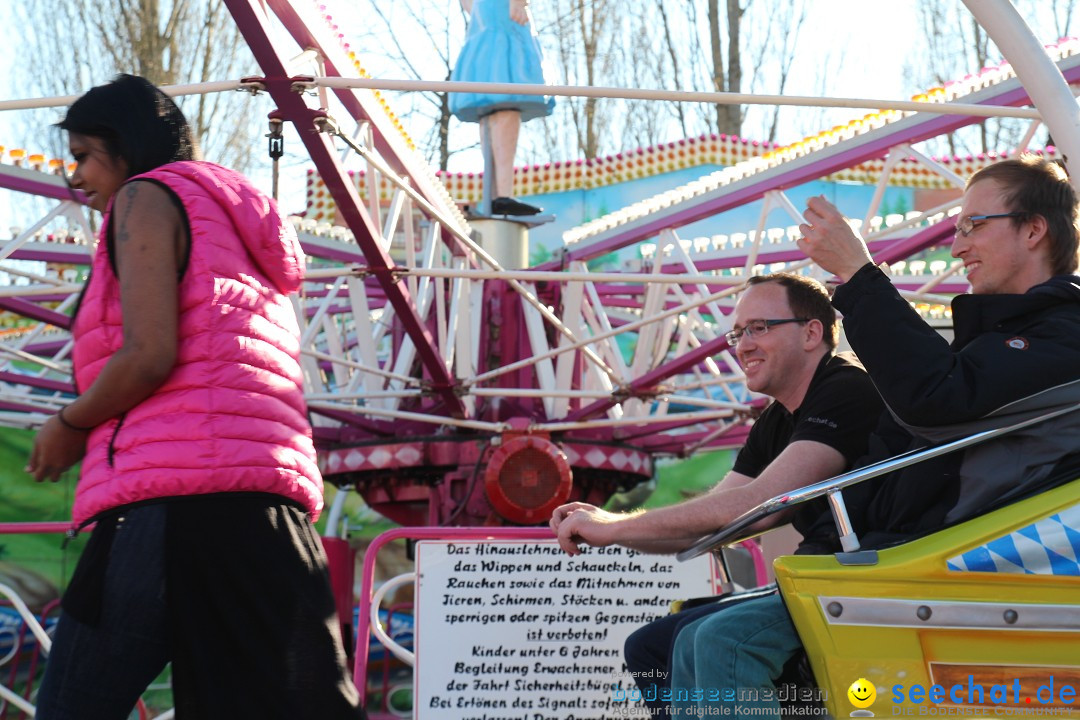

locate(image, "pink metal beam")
[[656, 241, 908, 272], [871, 216, 957, 267], [261, 0, 469, 256], [223, 0, 465, 417], [0, 522, 73, 534], [299, 241, 367, 264], [7, 249, 90, 264], [309, 405, 396, 433], [0, 165, 85, 203], [563, 334, 732, 422], [0, 372, 74, 394], [24, 340, 68, 355], [536, 56, 1080, 269], [0, 299, 71, 329], [616, 416, 743, 443], [634, 425, 751, 454], [0, 400, 54, 414]]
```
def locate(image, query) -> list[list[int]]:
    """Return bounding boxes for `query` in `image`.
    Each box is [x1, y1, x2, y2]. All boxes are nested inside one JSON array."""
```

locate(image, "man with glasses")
[[799, 153, 1080, 541], [549, 272, 883, 718], [665, 155, 1080, 720]]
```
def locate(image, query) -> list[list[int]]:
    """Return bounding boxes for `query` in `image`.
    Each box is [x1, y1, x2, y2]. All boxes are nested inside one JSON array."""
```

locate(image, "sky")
[[750, 1, 921, 137], [0, 0, 923, 229]]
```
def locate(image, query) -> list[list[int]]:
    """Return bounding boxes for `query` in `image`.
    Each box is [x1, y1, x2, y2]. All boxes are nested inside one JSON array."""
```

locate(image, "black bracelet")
[[57, 406, 93, 432]]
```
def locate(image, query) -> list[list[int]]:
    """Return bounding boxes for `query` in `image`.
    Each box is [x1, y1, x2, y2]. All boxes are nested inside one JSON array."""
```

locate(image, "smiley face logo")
[[848, 677, 876, 709]]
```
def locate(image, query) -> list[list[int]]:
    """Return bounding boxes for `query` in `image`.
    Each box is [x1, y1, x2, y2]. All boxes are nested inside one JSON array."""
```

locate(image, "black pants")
[[37, 497, 365, 720]]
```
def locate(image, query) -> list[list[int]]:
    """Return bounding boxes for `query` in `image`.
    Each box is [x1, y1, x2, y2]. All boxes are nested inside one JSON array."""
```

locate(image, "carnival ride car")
[[678, 392, 1080, 717]]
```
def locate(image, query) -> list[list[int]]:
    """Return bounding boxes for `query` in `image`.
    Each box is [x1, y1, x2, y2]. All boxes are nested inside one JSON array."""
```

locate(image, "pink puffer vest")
[[70, 161, 323, 525]]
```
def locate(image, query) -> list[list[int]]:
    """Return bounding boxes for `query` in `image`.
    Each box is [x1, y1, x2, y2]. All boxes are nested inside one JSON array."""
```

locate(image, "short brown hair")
[[968, 154, 1080, 276], [745, 272, 839, 349]]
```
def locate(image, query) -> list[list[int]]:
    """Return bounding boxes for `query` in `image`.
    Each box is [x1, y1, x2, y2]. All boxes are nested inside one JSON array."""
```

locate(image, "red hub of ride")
[[483, 433, 572, 524]]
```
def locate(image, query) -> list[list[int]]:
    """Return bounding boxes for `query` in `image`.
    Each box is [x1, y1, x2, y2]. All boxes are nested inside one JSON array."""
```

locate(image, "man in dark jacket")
[[800, 154, 1080, 545], [670, 155, 1080, 720]]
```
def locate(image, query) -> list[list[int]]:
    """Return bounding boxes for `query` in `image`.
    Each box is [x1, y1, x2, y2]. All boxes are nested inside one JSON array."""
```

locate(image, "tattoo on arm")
[[115, 183, 140, 246]]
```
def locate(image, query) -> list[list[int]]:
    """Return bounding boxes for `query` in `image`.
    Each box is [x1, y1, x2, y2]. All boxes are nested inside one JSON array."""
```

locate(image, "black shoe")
[[491, 196, 542, 216]]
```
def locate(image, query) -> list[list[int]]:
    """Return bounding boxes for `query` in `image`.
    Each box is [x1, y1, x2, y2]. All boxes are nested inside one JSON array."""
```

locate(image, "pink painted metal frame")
[[216, 0, 757, 457], [224, 0, 466, 418], [212, 0, 1073, 460], [0, 522, 72, 535], [0, 2, 1050, 540], [0, 165, 82, 202], [205, 0, 1040, 465], [538, 54, 1080, 269]]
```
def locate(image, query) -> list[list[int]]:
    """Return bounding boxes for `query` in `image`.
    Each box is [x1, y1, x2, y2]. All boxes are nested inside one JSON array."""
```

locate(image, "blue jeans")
[[670, 590, 803, 719], [624, 585, 779, 718]]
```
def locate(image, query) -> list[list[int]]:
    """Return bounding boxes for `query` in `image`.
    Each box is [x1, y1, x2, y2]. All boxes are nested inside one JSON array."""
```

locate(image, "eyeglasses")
[[724, 318, 809, 346], [954, 212, 1025, 238]]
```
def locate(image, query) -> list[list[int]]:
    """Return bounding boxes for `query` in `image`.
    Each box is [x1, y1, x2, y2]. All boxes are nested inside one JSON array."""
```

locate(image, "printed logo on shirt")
[[1005, 336, 1029, 350], [805, 416, 838, 429]]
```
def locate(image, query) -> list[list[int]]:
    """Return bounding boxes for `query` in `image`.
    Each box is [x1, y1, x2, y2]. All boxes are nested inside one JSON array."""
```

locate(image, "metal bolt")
[[1003, 609, 1019, 625], [826, 602, 843, 618], [917, 605, 932, 621]]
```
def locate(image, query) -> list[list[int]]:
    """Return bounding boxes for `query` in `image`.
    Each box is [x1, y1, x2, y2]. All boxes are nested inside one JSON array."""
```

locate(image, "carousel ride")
[[0, 0, 1077, 534], [0, 1, 1078, 717]]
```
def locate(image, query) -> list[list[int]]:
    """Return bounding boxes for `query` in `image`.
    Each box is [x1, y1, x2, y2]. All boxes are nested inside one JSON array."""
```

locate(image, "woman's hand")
[[27, 415, 88, 483], [510, 0, 530, 24]]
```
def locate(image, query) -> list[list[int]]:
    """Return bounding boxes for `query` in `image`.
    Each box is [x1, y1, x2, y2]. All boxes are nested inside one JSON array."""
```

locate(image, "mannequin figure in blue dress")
[[451, 0, 555, 216]]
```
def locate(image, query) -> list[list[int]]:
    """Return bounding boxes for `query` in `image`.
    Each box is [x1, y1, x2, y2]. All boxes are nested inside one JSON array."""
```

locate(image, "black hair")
[[58, 74, 198, 178]]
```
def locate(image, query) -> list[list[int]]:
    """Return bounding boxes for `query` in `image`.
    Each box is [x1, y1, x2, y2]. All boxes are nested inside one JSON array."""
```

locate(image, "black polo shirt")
[[731, 352, 883, 543]]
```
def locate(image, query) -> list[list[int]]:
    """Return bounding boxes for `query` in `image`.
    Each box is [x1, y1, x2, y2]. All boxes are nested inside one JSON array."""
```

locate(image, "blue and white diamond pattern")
[[946, 503, 1080, 575]]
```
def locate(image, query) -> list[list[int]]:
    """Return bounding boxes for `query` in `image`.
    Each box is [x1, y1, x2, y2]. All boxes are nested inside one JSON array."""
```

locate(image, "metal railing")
[[676, 402, 1080, 561]]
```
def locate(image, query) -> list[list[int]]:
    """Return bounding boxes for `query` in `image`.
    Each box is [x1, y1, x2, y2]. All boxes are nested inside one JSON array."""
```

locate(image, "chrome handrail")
[[676, 403, 1080, 561]]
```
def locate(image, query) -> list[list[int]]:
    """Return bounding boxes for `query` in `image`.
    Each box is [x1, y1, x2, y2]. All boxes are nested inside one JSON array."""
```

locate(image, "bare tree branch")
[[656, 0, 688, 137], [18, 0, 258, 173]]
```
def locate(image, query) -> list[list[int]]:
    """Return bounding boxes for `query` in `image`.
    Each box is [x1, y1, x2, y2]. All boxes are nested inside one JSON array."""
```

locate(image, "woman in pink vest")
[[28, 75, 364, 720]]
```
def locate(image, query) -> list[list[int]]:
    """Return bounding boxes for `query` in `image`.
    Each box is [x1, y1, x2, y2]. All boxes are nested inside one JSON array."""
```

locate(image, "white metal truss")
[[0, 8, 1076, 452]]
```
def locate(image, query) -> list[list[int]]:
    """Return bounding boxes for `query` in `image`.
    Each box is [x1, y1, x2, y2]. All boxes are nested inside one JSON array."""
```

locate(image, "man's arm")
[[834, 265, 1080, 424], [797, 196, 1080, 425], [551, 440, 846, 555], [549, 466, 762, 554]]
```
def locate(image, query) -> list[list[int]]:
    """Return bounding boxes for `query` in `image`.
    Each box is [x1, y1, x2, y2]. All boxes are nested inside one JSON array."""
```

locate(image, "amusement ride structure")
[[0, 1, 1079, 718], [0, 0, 1077, 533]]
